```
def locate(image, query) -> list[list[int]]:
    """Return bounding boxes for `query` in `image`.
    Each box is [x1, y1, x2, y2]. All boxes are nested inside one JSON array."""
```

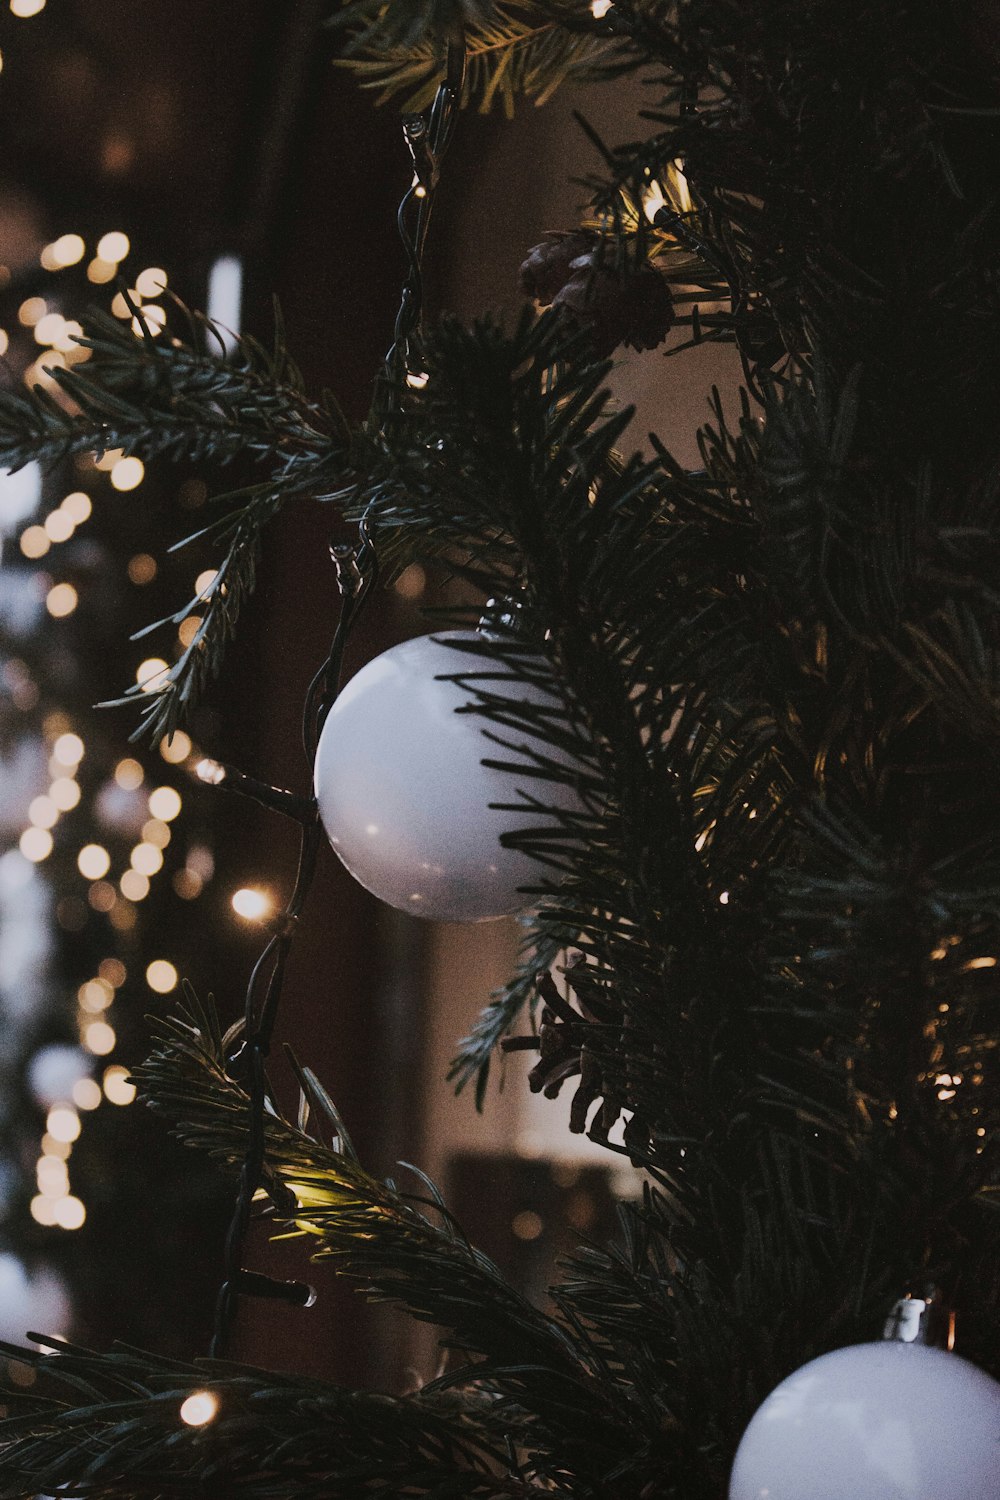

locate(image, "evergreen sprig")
[[334, 2, 632, 112]]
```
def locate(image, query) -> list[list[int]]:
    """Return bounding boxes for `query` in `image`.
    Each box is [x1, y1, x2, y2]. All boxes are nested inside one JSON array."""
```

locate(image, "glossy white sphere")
[[314, 632, 587, 922], [729, 1342, 1000, 1500]]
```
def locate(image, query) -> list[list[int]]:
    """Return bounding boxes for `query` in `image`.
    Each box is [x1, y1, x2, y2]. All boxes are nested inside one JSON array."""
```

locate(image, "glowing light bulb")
[[136, 657, 169, 692], [72, 1078, 102, 1110], [135, 267, 168, 298], [83, 1021, 116, 1056], [78, 844, 110, 880], [78, 978, 113, 1012], [146, 959, 178, 994], [130, 843, 163, 876], [28, 795, 58, 829], [195, 569, 218, 598], [97, 231, 129, 263], [50, 777, 81, 811], [195, 758, 225, 785], [180, 1391, 218, 1427], [44, 509, 75, 543], [102, 1066, 136, 1105], [148, 786, 182, 821], [61, 491, 92, 523], [18, 296, 46, 326], [160, 730, 192, 763], [45, 582, 78, 618], [11, 0, 47, 20], [111, 456, 144, 491], [232, 888, 271, 921], [87, 257, 116, 284], [114, 757, 144, 789], [46, 1106, 81, 1143], [19, 827, 53, 862], [53, 732, 84, 766], [53, 1196, 86, 1230], [119, 869, 150, 902], [20, 525, 49, 558]]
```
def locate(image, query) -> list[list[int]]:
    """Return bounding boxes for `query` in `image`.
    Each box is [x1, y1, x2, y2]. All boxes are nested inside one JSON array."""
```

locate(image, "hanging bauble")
[[729, 1317, 1000, 1500], [314, 631, 588, 923]]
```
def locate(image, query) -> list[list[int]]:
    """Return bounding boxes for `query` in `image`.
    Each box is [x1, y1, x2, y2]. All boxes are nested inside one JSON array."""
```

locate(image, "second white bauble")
[[314, 631, 588, 923], [728, 1341, 1000, 1500]]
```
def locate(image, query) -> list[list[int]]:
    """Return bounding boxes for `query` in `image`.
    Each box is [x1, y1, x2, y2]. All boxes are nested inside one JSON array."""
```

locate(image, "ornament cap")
[[882, 1286, 956, 1349]]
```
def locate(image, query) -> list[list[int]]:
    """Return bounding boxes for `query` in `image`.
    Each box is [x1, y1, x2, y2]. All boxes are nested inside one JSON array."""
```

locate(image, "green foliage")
[[334, 2, 632, 113], [0, 307, 350, 741]]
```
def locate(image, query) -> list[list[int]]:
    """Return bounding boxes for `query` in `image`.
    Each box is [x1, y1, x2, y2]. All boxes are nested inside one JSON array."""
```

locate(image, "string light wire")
[[208, 40, 465, 1360]]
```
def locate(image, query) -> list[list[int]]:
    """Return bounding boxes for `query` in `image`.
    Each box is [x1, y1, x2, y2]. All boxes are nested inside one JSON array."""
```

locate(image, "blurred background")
[[0, 0, 739, 1391]]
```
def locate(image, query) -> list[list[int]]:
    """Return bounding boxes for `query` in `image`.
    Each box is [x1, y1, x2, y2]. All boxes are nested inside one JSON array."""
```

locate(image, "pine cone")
[[553, 260, 675, 358], [518, 230, 600, 305], [519, 230, 674, 357]]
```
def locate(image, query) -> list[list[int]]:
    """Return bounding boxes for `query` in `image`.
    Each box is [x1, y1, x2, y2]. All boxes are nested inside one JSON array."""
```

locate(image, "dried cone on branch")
[[519, 229, 674, 357]]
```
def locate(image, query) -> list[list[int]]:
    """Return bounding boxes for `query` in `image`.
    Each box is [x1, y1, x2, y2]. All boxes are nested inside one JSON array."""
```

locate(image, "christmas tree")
[[0, 1, 999, 1495]]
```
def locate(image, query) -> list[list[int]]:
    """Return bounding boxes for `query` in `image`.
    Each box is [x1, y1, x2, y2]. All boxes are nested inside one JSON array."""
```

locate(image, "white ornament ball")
[[0, 1254, 70, 1346], [314, 631, 588, 923], [729, 1341, 1000, 1500], [27, 1043, 92, 1108]]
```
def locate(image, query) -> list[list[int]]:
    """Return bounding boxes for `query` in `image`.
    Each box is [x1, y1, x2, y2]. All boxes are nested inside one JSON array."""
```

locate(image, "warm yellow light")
[[100, 957, 126, 987], [19, 827, 53, 862], [44, 509, 75, 543], [119, 869, 150, 902], [88, 880, 115, 913], [18, 296, 46, 326], [964, 956, 997, 971], [72, 1077, 102, 1110], [177, 614, 201, 648], [19, 525, 49, 558], [135, 267, 168, 298], [77, 844, 110, 880], [11, 0, 47, 19], [37, 1155, 70, 1195], [127, 552, 157, 585], [87, 257, 117, 284], [591, 0, 612, 14], [114, 757, 144, 789], [40, 1132, 71, 1159], [148, 785, 182, 821], [232, 888, 271, 921], [146, 959, 178, 994], [83, 1021, 116, 1055], [141, 818, 171, 849], [46, 582, 78, 618], [61, 491, 92, 523], [132, 306, 166, 338], [194, 568, 217, 597], [0, 329, 8, 356], [53, 732, 84, 765], [53, 1196, 86, 1230], [160, 730, 192, 764], [46, 1106, 81, 1144], [180, 1391, 219, 1427], [78, 978, 113, 1012], [131, 842, 163, 877], [30, 1195, 56, 1226], [97, 231, 130, 263], [136, 657, 169, 692], [35, 311, 67, 346], [405, 370, 429, 391], [195, 758, 225, 785], [49, 777, 81, 811], [103, 1066, 136, 1106], [50, 233, 85, 267], [28, 795, 58, 829], [53, 318, 84, 354], [94, 448, 123, 472], [111, 456, 144, 491]]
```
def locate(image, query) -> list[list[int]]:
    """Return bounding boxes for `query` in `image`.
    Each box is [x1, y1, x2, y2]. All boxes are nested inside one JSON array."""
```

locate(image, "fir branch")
[[335, 2, 632, 113], [0, 307, 351, 742], [0, 1341, 512, 1500], [132, 1003, 637, 1477]]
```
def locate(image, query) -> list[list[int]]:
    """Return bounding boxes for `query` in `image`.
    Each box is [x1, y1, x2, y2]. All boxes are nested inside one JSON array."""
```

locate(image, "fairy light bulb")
[[232, 888, 271, 921], [180, 1391, 218, 1427]]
